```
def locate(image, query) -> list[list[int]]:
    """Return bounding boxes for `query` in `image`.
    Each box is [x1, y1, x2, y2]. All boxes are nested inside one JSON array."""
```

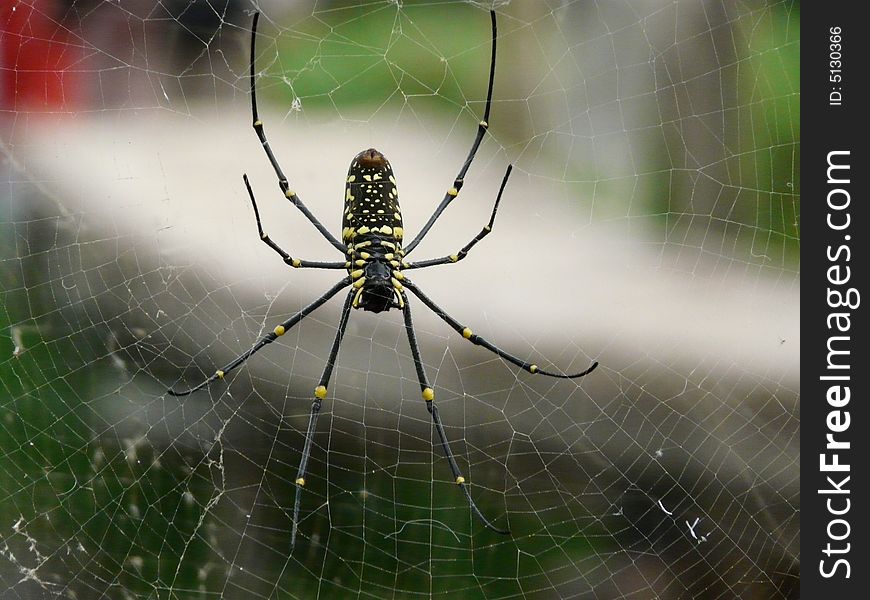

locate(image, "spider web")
[[1, 0, 799, 598]]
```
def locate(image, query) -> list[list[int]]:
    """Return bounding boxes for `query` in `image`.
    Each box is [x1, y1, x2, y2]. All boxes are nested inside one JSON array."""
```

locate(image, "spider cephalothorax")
[[342, 148, 406, 313], [168, 10, 598, 551]]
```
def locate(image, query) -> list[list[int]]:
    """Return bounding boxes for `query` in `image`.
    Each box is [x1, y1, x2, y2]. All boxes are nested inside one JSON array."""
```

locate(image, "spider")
[[168, 10, 597, 548]]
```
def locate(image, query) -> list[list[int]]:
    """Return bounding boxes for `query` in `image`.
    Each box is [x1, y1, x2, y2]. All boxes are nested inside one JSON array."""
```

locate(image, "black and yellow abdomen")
[[342, 148, 406, 312], [342, 148, 404, 247]]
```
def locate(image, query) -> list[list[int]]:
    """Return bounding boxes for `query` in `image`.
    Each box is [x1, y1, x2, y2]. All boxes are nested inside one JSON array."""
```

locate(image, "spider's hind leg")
[[166, 277, 352, 397], [400, 292, 510, 535], [403, 279, 598, 380], [290, 289, 355, 551]]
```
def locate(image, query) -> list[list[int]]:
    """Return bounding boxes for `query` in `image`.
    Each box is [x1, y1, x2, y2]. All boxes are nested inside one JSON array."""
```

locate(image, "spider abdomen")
[[342, 148, 403, 243], [343, 148, 405, 312]]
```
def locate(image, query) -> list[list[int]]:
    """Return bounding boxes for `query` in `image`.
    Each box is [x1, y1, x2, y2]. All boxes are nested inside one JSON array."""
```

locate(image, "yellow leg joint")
[[253, 120, 263, 127], [422, 387, 435, 402], [479, 120, 488, 128], [291, 259, 302, 268], [314, 385, 328, 399], [455, 476, 465, 485], [462, 327, 473, 339], [274, 325, 286, 336], [351, 269, 365, 279], [215, 370, 225, 379], [285, 189, 296, 198], [447, 187, 459, 197], [353, 277, 367, 289], [449, 254, 459, 263], [295, 477, 305, 486], [393, 271, 404, 281], [529, 364, 539, 373]]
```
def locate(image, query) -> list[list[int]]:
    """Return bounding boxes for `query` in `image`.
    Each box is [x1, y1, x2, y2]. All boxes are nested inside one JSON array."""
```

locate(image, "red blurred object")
[[1, 1, 85, 111]]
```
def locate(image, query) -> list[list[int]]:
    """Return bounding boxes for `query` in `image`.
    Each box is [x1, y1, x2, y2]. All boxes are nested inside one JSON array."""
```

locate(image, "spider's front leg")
[[402, 165, 511, 269], [249, 12, 346, 253], [403, 10, 498, 255], [244, 175, 346, 270]]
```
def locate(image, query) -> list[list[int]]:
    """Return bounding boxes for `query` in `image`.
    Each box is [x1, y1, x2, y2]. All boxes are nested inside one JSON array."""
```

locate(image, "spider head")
[[356, 261, 397, 313], [354, 148, 389, 168], [346, 148, 394, 186]]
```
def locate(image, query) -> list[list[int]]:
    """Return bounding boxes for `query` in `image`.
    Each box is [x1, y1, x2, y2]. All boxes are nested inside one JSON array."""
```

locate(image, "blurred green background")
[[1, 0, 799, 598]]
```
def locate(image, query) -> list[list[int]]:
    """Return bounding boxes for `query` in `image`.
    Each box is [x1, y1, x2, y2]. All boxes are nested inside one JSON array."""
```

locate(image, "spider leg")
[[167, 277, 352, 396], [291, 289, 355, 551], [249, 13, 346, 253], [402, 165, 511, 270], [244, 174, 347, 269], [403, 279, 598, 379], [404, 10, 498, 255], [400, 291, 510, 535]]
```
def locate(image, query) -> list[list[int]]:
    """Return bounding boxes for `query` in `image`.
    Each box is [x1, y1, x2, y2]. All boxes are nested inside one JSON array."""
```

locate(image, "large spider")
[[168, 10, 597, 547]]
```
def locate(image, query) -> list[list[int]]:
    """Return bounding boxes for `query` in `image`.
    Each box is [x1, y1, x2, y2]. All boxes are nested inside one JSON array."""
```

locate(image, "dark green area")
[[0, 214, 607, 597], [259, 2, 492, 124]]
